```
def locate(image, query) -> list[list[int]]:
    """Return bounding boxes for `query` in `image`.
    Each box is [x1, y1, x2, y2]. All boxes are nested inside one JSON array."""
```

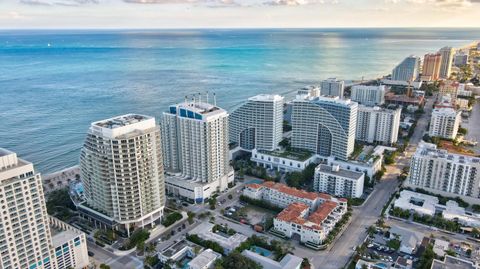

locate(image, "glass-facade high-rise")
[[291, 96, 357, 161], [229, 94, 284, 151], [391, 55, 421, 82]]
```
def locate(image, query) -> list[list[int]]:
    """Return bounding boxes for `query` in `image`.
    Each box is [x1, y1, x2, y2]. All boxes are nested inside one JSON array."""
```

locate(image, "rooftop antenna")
[[206, 91, 209, 104], [184, 95, 188, 104], [198, 92, 202, 104], [213, 92, 217, 106], [192, 96, 195, 107]]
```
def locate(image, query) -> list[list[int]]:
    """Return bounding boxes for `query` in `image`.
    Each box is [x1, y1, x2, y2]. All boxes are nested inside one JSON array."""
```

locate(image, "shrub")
[[162, 212, 183, 227]]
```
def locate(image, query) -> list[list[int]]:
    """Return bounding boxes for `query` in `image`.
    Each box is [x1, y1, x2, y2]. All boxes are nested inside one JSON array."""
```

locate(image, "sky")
[[0, 0, 479, 29]]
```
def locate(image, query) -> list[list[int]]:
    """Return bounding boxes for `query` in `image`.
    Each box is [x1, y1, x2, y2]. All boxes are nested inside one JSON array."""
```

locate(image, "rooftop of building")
[[307, 200, 338, 225], [256, 148, 314, 162], [385, 92, 424, 104], [389, 226, 423, 249], [314, 95, 354, 105], [316, 164, 364, 180], [0, 149, 34, 180], [431, 255, 477, 269], [189, 249, 221, 269], [275, 200, 341, 230], [275, 202, 309, 224], [262, 181, 324, 201], [51, 226, 82, 246], [160, 239, 195, 258], [294, 94, 354, 106], [92, 114, 152, 129], [189, 222, 248, 250], [352, 85, 386, 90], [169, 101, 226, 119], [395, 256, 412, 267], [358, 105, 401, 113], [241, 250, 303, 269], [432, 106, 458, 115], [248, 94, 283, 102], [415, 142, 480, 164], [245, 183, 263, 189], [322, 78, 343, 82]]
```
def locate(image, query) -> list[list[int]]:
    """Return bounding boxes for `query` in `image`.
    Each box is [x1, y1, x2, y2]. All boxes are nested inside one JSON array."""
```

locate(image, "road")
[[192, 96, 435, 269], [386, 218, 480, 248], [299, 96, 436, 269], [91, 96, 436, 269], [87, 241, 143, 269]]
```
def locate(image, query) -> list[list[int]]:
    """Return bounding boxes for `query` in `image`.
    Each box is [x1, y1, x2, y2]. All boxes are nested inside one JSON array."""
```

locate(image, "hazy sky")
[[1, 0, 479, 29]]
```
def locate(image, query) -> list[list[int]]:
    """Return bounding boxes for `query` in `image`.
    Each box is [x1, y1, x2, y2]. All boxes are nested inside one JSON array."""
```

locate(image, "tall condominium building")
[[79, 114, 166, 236], [421, 53, 442, 81], [314, 164, 365, 198], [229, 94, 284, 151], [454, 52, 469, 67], [0, 148, 55, 269], [320, 78, 345, 98], [298, 86, 320, 98], [391, 55, 421, 82], [439, 80, 460, 105], [356, 105, 401, 145], [439, 47, 455, 79], [406, 142, 480, 204], [162, 100, 233, 203], [0, 149, 89, 269], [429, 106, 461, 139], [291, 96, 357, 161], [350, 85, 386, 106]]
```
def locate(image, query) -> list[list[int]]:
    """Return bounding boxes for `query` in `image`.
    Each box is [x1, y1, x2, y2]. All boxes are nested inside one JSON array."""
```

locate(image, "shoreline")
[[35, 39, 480, 176]]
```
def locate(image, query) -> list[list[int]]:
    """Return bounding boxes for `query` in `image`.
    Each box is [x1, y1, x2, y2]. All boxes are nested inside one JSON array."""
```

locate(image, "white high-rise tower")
[[229, 94, 284, 151], [79, 114, 166, 236], [0, 149, 55, 269], [162, 97, 233, 203]]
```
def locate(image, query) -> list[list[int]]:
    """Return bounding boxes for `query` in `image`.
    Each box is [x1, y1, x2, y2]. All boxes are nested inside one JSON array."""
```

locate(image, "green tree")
[[301, 258, 310, 268], [187, 211, 196, 224], [221, 252, 262, 269], [99, 264, 111, 269], [417, 244, 435, 269], [472, 228, 480, 238], [162, 211, 183, 227]]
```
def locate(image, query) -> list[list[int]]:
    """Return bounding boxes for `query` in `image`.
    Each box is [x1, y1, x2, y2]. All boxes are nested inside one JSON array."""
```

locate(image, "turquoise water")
[[375, 262, 388, 269], [251, 246, 273, 257], [1, 28, 479, 173], [246, 179, 265, 185]]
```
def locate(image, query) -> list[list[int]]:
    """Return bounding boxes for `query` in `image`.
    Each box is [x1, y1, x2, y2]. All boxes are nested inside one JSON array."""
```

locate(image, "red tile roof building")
[[243, 181, 347, 248]]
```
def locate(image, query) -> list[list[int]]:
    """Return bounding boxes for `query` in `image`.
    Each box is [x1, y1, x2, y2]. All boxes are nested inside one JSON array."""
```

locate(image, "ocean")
[[1, 28, 479, 174]]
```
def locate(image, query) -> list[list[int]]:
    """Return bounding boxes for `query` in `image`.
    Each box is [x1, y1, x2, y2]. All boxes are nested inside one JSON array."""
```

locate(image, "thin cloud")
[[265, 0, 338, 6], [122, 0, 236, 4], [20, 0, 99, 6], [386, 0, 478, 6]]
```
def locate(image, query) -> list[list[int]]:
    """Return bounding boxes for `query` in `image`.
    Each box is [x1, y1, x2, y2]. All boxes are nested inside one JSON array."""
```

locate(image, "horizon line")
[[2, 26, 480, 31]]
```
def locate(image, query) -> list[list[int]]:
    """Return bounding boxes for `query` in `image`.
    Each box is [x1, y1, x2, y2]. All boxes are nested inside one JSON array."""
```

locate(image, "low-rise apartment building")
[[243, 181, 329, 211], [314, 164, 365, 198], [273, 201, 347, 249], [250, 148, 317, 173], [243, 181, 347, 249], [406, 142, 480, 204]]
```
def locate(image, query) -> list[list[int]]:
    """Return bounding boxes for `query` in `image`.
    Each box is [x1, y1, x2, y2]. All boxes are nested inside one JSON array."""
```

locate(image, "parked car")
[[88, 251, 95, 257]]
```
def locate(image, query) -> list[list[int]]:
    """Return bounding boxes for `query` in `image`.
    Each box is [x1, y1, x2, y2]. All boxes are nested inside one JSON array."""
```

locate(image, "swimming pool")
[[251, 246, 272, 257], [375, 262, 388, 269], [246, 179, 264, 185]]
